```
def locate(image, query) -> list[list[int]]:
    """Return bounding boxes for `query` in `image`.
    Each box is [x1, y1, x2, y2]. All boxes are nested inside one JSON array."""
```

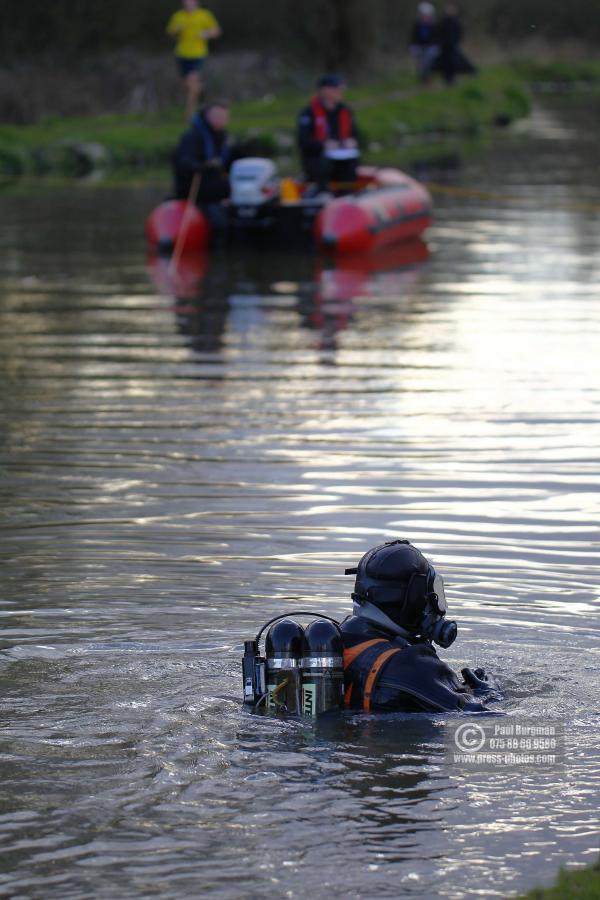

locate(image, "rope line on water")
[[426, 181, 600, 214]]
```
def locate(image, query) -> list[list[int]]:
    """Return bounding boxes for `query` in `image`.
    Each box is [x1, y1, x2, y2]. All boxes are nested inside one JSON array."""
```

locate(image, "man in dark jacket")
[[435, 3, 476, 84], [173, 101, 232, 224], [342, 540, 495, 712], [297, 74, 360, 191]]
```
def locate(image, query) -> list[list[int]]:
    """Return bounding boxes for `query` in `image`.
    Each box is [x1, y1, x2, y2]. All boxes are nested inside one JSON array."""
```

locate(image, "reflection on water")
[[148, 240, 430, 355], [1, 102, 600, 898]]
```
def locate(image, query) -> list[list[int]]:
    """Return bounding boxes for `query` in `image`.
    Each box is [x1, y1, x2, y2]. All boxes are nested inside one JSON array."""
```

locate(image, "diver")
[[342, 539, 494, 713], [243, 539, 497, 715]]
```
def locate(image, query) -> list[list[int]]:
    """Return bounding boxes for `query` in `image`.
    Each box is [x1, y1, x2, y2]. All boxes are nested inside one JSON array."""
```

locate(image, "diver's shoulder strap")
[[343, 638, 387, 668], [363, 647, 403, 712], [342, 638, 404, 711]]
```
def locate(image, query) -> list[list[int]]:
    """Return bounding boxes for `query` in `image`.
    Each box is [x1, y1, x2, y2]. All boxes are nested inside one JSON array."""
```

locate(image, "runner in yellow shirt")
[[167, 0, 222, 120]]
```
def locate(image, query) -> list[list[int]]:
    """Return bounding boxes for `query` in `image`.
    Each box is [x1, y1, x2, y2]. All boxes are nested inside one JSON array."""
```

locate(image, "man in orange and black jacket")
[[297, 74, 361, 190], [342, 540, 496, 713]]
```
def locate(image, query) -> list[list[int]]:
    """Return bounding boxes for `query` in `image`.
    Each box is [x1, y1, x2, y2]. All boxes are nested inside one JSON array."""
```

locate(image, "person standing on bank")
[[435, 3, 476, 85], [409, 2, 439, 84], [297, 74, 361, 194], [167, 0, 222, 120]]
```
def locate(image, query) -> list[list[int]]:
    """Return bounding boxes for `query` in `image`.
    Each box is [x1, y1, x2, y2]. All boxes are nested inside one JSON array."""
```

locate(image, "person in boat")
[[409, 2, 440, 84], [297, 74, 361, 193], [342, 540, 496, 712], [166, 0, 222, 121], [433, 3, 476, 85], [173, 100, 232, 228]]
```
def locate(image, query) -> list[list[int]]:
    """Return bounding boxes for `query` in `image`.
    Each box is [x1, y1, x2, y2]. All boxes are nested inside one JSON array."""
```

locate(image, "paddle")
[[169, 172, 201, 273]]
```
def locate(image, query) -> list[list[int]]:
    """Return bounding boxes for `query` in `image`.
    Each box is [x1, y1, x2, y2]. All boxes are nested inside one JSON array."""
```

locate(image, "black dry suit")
[[341, 615, 490, 713]]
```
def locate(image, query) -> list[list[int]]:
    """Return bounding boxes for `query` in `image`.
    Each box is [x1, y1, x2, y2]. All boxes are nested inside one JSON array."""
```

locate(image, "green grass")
[[512, 59, 600, 84], [224, 65, 530, 169], [522, 857, 600, 899], [0, 64, 532, 178]]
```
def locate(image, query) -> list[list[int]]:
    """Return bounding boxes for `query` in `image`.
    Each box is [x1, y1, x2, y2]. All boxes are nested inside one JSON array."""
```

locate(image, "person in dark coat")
[[342, 540, 497, 713], [297, 74, 361, 191], [173, 101, 232, 227], [434, 3, 476, 84], [409, 2, 440, 84]]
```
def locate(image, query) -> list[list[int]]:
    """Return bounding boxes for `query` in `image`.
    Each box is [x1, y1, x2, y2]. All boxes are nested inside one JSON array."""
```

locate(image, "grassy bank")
[[0, 64, 533, 180], [3, 58, 599, 181], [513, 59, 600, 86], [522, 857, 600, 899]]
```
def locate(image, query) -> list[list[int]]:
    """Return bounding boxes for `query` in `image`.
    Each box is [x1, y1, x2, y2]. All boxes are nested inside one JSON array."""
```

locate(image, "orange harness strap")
[[343, 639, 387, 710], [363, 647, 403, 712], [343, 638, 387, 669]]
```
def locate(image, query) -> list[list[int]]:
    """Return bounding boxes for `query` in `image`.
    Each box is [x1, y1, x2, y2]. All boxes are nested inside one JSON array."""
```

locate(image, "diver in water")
[[242, 538, 497, 714], [342, 539, 494, 712]]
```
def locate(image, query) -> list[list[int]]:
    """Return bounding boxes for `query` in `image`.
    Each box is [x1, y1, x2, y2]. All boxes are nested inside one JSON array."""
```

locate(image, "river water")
[[1, 100, 599, 898]]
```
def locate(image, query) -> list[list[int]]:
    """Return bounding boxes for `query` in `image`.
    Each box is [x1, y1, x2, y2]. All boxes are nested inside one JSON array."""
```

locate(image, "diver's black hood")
[[347, 539, 435, 629], [345, 539, 457, 648]]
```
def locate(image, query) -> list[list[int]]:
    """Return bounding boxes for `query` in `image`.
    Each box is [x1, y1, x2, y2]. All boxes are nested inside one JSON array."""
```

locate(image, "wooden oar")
[[169, 172, 201, 273]]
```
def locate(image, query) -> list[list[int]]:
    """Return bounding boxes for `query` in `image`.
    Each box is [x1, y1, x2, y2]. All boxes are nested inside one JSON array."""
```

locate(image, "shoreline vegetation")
[[522, 857, 600, 899], [1, 59, 600, 182]]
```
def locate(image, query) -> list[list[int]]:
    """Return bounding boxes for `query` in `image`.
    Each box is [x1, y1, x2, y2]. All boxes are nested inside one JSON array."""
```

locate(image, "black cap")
[[317, 73, 345, 88]]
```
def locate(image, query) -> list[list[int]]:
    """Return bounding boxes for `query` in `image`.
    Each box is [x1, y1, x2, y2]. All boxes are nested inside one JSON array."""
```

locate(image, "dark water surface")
[[1, 102, 599, 898]]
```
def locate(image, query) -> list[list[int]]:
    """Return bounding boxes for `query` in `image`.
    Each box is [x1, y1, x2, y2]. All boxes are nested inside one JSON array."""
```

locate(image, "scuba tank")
[[301, 620, 344, 717], [241, 612, 343, 716], [265, 619, 304, 714]]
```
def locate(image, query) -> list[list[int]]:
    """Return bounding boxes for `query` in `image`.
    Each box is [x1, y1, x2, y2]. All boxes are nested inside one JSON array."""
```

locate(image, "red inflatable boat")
[[145, 161, 432, 256], [314, 167, 432, 254]]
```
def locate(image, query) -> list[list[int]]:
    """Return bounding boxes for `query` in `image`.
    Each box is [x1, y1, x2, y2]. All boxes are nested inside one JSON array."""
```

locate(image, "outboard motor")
[[301, 620, 344, 716], [230, 158, 279, 212], [265, 619, 304, 714]]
